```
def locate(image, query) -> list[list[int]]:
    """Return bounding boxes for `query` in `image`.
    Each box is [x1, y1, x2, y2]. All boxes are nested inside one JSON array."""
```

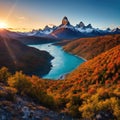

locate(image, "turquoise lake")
[[29, 43, 85, 79]]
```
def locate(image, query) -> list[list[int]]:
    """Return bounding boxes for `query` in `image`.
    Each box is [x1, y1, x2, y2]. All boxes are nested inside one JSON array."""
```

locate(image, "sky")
[[0, 0, 120, 31]]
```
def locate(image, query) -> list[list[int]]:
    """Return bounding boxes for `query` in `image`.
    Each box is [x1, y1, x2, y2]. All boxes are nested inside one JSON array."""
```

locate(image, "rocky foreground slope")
[[48, 44, 120, 119], [0, 43, 120, 119]]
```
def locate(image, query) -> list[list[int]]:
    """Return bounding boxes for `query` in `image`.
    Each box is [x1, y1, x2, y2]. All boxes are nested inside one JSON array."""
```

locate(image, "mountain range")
[[0, 16, 120, 120], [2, 16, 120, 44], [24, 16, 120, 39]]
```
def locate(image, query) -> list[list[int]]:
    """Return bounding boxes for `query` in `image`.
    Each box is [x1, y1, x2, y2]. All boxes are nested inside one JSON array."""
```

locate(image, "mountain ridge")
[[24, 16, 120, 40], [63, 34, 120, 60]]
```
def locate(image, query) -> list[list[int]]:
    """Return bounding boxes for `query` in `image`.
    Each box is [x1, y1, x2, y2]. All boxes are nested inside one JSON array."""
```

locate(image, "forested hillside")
[[63, 34, 120, 60], [0, 44, 120, 119]]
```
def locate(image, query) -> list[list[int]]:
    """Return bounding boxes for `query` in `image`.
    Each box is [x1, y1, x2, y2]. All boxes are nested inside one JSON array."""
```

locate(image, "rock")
[[86, 24, 92, 29], [94, 110, 116, 120], [62, 16, 70, 25], [76, 21, 85, 28], [22, 106, 30, 119]]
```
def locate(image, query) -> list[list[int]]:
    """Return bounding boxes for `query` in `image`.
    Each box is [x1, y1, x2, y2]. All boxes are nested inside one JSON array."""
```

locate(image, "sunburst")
[[0, 22, 7, 29]]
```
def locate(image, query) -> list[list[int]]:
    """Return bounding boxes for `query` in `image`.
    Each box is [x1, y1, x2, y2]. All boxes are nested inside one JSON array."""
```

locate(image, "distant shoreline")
[[62, 48, 87, 62], [58, 54, 87, 80], [56, 46, 87, 80]]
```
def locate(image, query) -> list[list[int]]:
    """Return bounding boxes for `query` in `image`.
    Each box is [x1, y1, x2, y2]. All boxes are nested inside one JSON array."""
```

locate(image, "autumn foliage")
[[63, 34, 120, 60], [0, 35, 120, 119]]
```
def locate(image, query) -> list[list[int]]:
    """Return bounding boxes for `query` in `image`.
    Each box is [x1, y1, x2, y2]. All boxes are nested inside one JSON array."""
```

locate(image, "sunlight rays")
[[5, 0, 18, 22], [3, 38, 17, 65], [0, 33, 17, 65], [0, 22, 7, 28], [0, 0, 18, 65]]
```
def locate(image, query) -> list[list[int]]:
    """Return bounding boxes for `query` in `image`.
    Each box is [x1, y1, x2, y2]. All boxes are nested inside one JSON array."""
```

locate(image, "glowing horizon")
[[0, 22, 8, 29], [0, 0, 120, 32]]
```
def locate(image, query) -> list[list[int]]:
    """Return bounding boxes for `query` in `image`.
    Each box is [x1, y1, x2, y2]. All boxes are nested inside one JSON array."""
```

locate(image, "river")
[[29, 43, 85, 79]]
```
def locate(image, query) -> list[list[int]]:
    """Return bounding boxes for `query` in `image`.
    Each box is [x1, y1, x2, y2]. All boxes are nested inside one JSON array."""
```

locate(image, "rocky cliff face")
[[76, 21, 85, 28], [62, 16, 70, 25]]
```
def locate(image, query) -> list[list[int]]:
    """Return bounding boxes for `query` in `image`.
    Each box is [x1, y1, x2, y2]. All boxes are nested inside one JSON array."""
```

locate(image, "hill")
[[48, 44, 120, 119], [63, 34, 120, 60], [50, 27, 82, 39], [0, 29, 58, 45], [0, 44, 120, 119], [66, 44, 120, 84], [0, 35, 53, 76], [17, 36, 58, 45]]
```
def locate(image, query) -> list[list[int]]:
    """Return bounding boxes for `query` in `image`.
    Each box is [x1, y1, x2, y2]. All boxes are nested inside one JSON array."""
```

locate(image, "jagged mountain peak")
[[79, 21, 85, 27], [43, 25, 51, 31], [112, 27, 120, 33], [105, 28, 112, 32], [86, 24, 92, 28], [23, 17, 120, 39], [106, 28, 111, 31], [62, 16, 70, 25], [76, 21, 85, 28]]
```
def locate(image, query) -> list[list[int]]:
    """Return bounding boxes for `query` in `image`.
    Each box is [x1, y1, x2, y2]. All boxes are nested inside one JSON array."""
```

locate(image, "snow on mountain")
[[57, 16, 74, 30], [112, 28, 120, 33], [86, 24, 92, 29], [75, 27, 93, 33], [50, 17, 120, 39], [49, 16, 83, 39], [22, 16, 120, 39], [25, 26, 54, 37], [76, 21, 85, 28], [54, 16, 82, 34], [75, 22, 94, 33], [106, 28, 111, 32]]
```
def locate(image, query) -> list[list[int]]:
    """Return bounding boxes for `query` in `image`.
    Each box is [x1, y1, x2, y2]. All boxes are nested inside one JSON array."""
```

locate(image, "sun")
[[0, 22, 7, 29]]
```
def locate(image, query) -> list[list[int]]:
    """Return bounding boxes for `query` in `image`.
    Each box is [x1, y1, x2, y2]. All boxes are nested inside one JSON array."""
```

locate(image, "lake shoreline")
[[58, 46, 89, 79], [30, 43, 85, 80], [53, 41, 87, 61]]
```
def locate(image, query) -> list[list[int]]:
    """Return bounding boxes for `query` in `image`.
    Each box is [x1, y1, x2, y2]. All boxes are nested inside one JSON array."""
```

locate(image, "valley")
[[0, 13, 120, 120], [29, 43, 84, 79]]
